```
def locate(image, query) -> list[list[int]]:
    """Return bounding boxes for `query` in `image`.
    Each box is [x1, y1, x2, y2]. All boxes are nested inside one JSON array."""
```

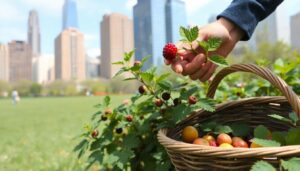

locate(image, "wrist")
[[218, 17, 244, 42]]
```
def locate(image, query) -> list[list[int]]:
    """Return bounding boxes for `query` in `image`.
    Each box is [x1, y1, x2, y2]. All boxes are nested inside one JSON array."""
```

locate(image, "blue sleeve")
[[217, 0, 283, 41]]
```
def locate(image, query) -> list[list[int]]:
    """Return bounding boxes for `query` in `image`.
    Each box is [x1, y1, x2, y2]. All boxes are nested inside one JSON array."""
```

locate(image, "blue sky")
[[0, 0, 299, 57]]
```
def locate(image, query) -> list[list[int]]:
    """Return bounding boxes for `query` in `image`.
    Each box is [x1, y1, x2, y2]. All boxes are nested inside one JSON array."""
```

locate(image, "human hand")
[[165, 17, 244, 82]]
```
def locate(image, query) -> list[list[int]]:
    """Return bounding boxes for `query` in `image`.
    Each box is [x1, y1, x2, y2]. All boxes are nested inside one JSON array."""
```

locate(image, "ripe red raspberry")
[[125, 115, 133, 122], [91, 130, 99, 138], [188, 95, 197, 105], [163, 43, 177, 60]]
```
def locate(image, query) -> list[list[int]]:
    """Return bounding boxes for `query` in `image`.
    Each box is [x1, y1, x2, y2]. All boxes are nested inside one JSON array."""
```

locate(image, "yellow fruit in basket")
[[182, 126, 199, 143], [193, 138, 209, 146], [219, 143, 233, 148], [217, 133, 232, 145], [250, 142, 262, 148], [203, 135, 216, 142]]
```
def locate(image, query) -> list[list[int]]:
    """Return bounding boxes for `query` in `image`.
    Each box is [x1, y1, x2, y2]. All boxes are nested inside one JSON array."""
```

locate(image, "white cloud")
[[87, 48, 101, 58], [85, 33, 98, 42], [182, 0, 210, 14], [0, 2, 26, 22], [20, 0, 63, 16], [126, 0, 137, 9]]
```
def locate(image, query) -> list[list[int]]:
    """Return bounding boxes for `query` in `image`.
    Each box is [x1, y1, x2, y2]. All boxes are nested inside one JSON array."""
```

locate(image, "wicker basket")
[[157, 64, 300, 171]]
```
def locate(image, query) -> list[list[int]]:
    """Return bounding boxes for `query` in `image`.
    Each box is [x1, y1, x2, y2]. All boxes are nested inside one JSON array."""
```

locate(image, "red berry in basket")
[[188, 95, 197, 105], [193, 138, 209, 146], [163, 43, 177, 60], [217, 133, 232, 145], [182, 126, 199, 143], [138, 85, 147, 94], [91, 130, 99, 138], [155, 98, 163, 107], [232, 137, 248, 148], [162, 92, 171, 101], [125, 115, 133, 122]]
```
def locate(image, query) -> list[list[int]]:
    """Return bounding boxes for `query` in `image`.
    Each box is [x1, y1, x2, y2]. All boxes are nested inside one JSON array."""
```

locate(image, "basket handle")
[[207, 64, 300, 117]]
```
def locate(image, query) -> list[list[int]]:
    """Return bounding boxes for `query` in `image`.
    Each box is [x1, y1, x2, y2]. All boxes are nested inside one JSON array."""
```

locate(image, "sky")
[[0, 0, 299, 58]]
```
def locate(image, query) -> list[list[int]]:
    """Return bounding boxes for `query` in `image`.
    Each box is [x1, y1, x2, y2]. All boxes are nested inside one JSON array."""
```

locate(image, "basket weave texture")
[[157, 64, 300, 171]]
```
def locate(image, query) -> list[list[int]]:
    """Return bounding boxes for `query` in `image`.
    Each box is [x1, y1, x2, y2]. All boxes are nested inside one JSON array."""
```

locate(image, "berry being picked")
[[155, 98, 163, 107], [219, 143, 234, 148], [182, 126, 199, 143], [162, 92, 171, 101], [101, 115, 108, 121], [115, 128, 123, 134], [193, 138, 209, 146], [138, 85, 147, 94], [188, 96, 197, 105], [217, 133, 232, 145], [125, 115, 133, 122], [173, 98, 181, 106], [163, 43, 177, 61], [91, 130, 99, 138], [134, 60, 141, 67], [232, 137, 248, 148]]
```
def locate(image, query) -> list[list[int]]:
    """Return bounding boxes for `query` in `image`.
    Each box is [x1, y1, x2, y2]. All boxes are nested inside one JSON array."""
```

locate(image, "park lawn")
[[0, 95, 129, 171]]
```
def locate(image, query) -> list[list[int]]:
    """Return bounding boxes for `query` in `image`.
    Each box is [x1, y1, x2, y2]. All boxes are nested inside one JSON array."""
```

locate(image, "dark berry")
[[116, 128, 123, 134], [101, 115, 108, 121], [162, 92, 171, 101], [163, 43, 177, 60], [125, 115, 133, 122], [173, 98, 181, 106], [155, 98, 163, 107], [138, 85, 146, 94], [139, 116, 144, 120], [104, 108, 112, 115], [91, 130, 99, 138], [188, 95, 197, 105], [134, 61, 141, 67]]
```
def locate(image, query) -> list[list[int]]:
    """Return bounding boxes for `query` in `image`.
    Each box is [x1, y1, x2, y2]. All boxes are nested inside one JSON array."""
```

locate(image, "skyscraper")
[[8, 41, 32, 82], [0, 44, 9, 81], [63, 0, 78, 30], [134, 0, 167, 70], [166, 0, 187, 43], [100, 13, 134, 79], [33, 55, 54, 84], [28, 10, 41, 57], [55, 28, 85, 81], [290, 12, 300, 52]]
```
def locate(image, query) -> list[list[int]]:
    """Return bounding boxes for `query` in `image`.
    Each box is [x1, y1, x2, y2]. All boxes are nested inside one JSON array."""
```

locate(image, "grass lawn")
[[0, 95, 129, 171]]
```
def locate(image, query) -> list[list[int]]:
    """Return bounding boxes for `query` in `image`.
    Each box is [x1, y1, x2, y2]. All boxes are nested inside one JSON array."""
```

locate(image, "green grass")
[[0, 95, 129, 171]]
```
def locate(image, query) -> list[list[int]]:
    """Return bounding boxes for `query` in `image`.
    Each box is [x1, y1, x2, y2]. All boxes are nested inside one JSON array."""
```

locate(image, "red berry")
[[91, 130, 99, 138], [125, 115, 133, 122], [134, 61, 141, 67], [188, 96, 197, 105], [163, 43, 177, 60], [138, 85, 146, 94], [155, 99, 163, 107], [162, 92, 171, 101]]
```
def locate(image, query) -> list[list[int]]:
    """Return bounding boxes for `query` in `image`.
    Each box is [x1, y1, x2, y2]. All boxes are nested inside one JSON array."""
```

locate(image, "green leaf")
[[124, 50, 135, 62], [190, 26, 199, 42], [171, 104, 192, 123], [254, 125, 271, 139], [158, 80, 172, 91], [208, 55, 228, 67], [123, 134, 141, 149], [112, 61, 124, 65], [272, 131, 287, 145], [113, 149, 134, 170], [198, 41, 209, 52], [180, 86, 199, 99], [179, 26, 198, 42], [285, 128, 300, 145], [268, 114, 293, 125], [195, 98, 215, 112], [141, 55, 150, 65], [207, 37, 222, 51], [200, 121, 217, 132], [214, 125, 232, 134], [281, 157, 300, 171], [140, 72, 154, 85], [103, 96, 110, 107], [250, 160, 276, 171], [251, 138, 281, 147], [114, 68, 126, 77], [73, 139, 88, 152], [230, 123, 251, 137], [123, 77, 136, 81], [156, 73, 170, 83], [289, 112, 299, 124]]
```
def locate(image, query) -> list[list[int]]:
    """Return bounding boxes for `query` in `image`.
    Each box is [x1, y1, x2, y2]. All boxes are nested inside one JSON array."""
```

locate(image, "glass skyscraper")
[[63, 0, 78, 30], [133, 0, 187, 70], [166, 0, 187, 43], [28, 10, 41, 57]]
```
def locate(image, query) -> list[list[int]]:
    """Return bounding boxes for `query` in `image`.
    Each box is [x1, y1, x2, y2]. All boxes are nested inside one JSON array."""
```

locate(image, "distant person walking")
[[12, 90, 20, 105]]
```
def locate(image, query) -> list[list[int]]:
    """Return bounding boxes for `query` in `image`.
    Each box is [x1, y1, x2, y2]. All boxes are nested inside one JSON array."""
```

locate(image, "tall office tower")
[[28, 10, 41, 57], [86, 55, 100, 79], [100, 13, 134, 79], [290, 12, 300, 52], [166, 0, 187, 42], [55, 28, 85, 81], [134, 0, 167, 70], [0, 44, 9, 81], [8, 41, 32, 82], [33, 54, 54, 84], [63, 0, 78, 29]]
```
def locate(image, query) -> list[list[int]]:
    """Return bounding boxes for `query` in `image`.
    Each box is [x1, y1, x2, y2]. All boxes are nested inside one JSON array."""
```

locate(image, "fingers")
[[182, 54, 205, 75], [199, 63, 217, 82]]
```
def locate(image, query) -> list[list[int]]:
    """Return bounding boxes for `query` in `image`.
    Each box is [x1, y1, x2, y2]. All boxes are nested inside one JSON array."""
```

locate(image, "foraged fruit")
[[188, 95, 197, 105], [101, 115, 108, 121], [154, 99, 163, 107], [134, 60, 141, 67], [162, 92, 171, 101], [219, 143, 233, 148], [163, 43, 177, 60], [250, 142, 262, 148], [115, 128, 123, 134], [182, 126, 199, 143], [91, 130, 99, 138], [125, 115, 133, 122], [138, 85, 147, 94], [217, 133, 232, 145], [193, 138, 209, 146], [203, 135, 217, 147], [232, 137, 248, 148], [209, 140, 217, 147], [173, 98, 181, 106]]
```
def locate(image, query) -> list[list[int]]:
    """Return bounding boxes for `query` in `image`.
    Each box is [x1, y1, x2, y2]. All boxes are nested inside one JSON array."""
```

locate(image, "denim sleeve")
[[217, 0, 283, 40]]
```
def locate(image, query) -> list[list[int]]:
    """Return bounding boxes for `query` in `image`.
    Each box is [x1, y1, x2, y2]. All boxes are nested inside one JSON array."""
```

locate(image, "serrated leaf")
[[123, 134, 140, 149], [190, 26, 199, 42], [158, 80, 172, 90], [114, 68, 125, 77], [272, 131, 287, 145], [198, 41, 209, 52], [214, 125, 232, 134], [179, 26, 198, 42], [230, 123, 251, 137], [140, 72, 154, 85], [289, 112, 299, 124], [156, 73, 170, 83], [171, 104, 192, 123], [209, 55, 228, 67], [73, 139, 88, 152], [103, 96, 110, 107], [180, 86, 199, 99], [200, 121, 217, 132], [250, 160, 276, 171], [281, 157, 300, 171], [207, 37, 222, 51], [254, 125, 271, 139], [285, 128, 300, 145], [251, 138, 281, 147], [196, 98, 215, 112], [124, 50, 135, 62], [268, 114, 293, 125], [112, 61, 124, 65]]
